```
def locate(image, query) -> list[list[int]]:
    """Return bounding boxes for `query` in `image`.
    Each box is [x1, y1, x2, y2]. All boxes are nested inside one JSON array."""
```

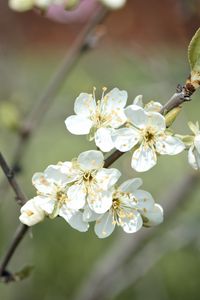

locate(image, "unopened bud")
[[165, 107, 181, 127]]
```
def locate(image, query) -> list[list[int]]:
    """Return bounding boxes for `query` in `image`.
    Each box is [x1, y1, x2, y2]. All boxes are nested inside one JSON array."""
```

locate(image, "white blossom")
[[94, 178, 163, 238], [60, 150, 121, 213], [65, 88, 127, 152], [112, 105, 185, 172], [19, 196, 46, 226], [9, 0, 68, 11], [30, 164, 88, 231], [187, 121, 200, 170]]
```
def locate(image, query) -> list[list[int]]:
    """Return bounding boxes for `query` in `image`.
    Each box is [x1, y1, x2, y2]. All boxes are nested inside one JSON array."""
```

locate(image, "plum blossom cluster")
[[19, 150, 163, 238], [19, 87, 199, 238], [9, 0, 126, 12], [65, 88, 186, 172]]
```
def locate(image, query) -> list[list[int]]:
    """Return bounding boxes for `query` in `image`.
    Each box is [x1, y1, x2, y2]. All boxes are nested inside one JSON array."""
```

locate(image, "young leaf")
[[188, 28, 200, 71]]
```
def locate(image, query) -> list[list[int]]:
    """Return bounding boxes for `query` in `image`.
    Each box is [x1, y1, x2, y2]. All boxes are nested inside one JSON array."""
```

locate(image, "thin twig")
[[11, 6, 108, 170], [0, 153, 28, 278], [0, 153, 27, 205], [72, 172, 199, 300]]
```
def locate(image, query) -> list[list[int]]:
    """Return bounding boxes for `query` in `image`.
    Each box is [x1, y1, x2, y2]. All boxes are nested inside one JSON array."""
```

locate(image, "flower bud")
[[165, 106, 181, 127]]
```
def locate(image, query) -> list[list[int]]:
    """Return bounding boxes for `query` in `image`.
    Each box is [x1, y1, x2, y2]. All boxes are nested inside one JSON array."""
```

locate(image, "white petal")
[[65, 115, 93, 135], [112, 127, 140, 152], [143, 204, 164, 226], [32, 172, 54, 194], [94, 211, 115, 238], [131, 144, 157, 172], [121, 211, 143, 233], [107, 109, 127, 128], [144, 101, 163, 112], [155, 135, 185, 155], [119, 178, 143, 193], [83, 205, 101, 222], [95, 168, 121, 190], [38, 196, 55, 215], [194, 134, 200, 153], [74, 93, 96, 116], [132, 190, 155, 211], [59, 207, 89, 232], [95, 128, 115, 152], [19, 196, 45, 226], [132, 95, 143, 107], [88, 190, 113, 214], [103, 88, 127, 111], [188, 146, 197, 169], [59, 161, 81, 183], [125, 105, 148, 129], [44, 164, 69, 185], [147, 112, 166, 131], [67, 183, 86, 209], [77, 150, 104, 171]]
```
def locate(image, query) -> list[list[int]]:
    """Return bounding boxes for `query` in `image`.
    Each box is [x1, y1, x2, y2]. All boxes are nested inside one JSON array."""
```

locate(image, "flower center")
[[143, 127, 156, 144], [56, 190, 67, 203], [83, 172, 93, 182]]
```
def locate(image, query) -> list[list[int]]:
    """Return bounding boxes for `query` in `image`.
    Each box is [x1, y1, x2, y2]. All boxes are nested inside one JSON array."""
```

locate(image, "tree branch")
[[0, 153, 28, 278]]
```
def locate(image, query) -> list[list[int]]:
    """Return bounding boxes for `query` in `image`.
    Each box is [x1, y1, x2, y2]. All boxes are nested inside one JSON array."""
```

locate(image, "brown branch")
[[0, 153, 27, 205], [72, 172, 199, 300], [0, 153, 28, 278], [11, 6, 108, 170]]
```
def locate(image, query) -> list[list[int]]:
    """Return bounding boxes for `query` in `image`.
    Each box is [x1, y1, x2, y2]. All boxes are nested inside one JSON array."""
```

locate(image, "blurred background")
[[1, 0, 200, 299]]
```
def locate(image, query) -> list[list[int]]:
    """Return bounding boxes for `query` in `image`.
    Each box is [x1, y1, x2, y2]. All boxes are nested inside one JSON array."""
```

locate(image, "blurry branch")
[[11, 6, 108, 171], [0, 152, 28, 281], [106, 220, 200, 300], [73, 171, 199, 300]]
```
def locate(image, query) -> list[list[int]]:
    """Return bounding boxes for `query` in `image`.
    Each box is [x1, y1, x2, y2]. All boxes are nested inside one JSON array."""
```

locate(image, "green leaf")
[[14, 265, 34, 281], [188, 28, 200, 71]]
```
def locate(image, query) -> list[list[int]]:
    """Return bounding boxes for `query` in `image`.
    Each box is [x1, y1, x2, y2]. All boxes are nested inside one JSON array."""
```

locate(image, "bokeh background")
[[1, 0, 200, 299]]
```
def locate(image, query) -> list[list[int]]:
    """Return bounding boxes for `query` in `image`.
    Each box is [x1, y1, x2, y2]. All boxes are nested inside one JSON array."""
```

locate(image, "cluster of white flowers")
[[19, 150, 163, 237], [65, 88, 185, 172], [9, 0, 126, 12], [19, 87, 199, 238]]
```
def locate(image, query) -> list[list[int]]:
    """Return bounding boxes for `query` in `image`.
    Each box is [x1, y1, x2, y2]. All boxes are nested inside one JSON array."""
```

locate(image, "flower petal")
[[94, 211, 115, 238], [120, 211, 143, 233], [19, 196, 45, 226], [132, 95, 143, 107], [125, 105, 148, 129], [194, 134, 200, 153], [32, 172, 54, 194], [67, 183, 86, 209], [144, 101, 163, 112], [59, 161, 81, 183], [65, 115, 93, 135], [188, 146, 200, 170], [131, 144, 157, 172], [88, 190, 113, 214], [132, 190, 155, 211], [83, 205, 100, 222], [142, 204, 164, 227], [95, 128, 115, 152], [44, 164, 69, 185], [59, 207, 89, 232], [77, 150, 104, 171], [95, 168, 121, 190], [112, 127, 140, 152], [74, 93, 96, 116], [147, 111, 166, 131], [103, 88, 127, 112], [155, 135, 185, 155], [119, 178, 143, 193]]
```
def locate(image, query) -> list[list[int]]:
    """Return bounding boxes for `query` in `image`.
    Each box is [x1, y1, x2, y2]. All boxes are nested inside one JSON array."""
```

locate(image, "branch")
[[72, 172, 199, 300], [0, 153, 27, 205], [0, 152, 28, 278], [11, 6, 108, 170]]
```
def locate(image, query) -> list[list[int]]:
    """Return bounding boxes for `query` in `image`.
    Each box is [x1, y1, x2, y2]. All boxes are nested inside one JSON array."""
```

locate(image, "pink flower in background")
[[45, 0, 100, 24]]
